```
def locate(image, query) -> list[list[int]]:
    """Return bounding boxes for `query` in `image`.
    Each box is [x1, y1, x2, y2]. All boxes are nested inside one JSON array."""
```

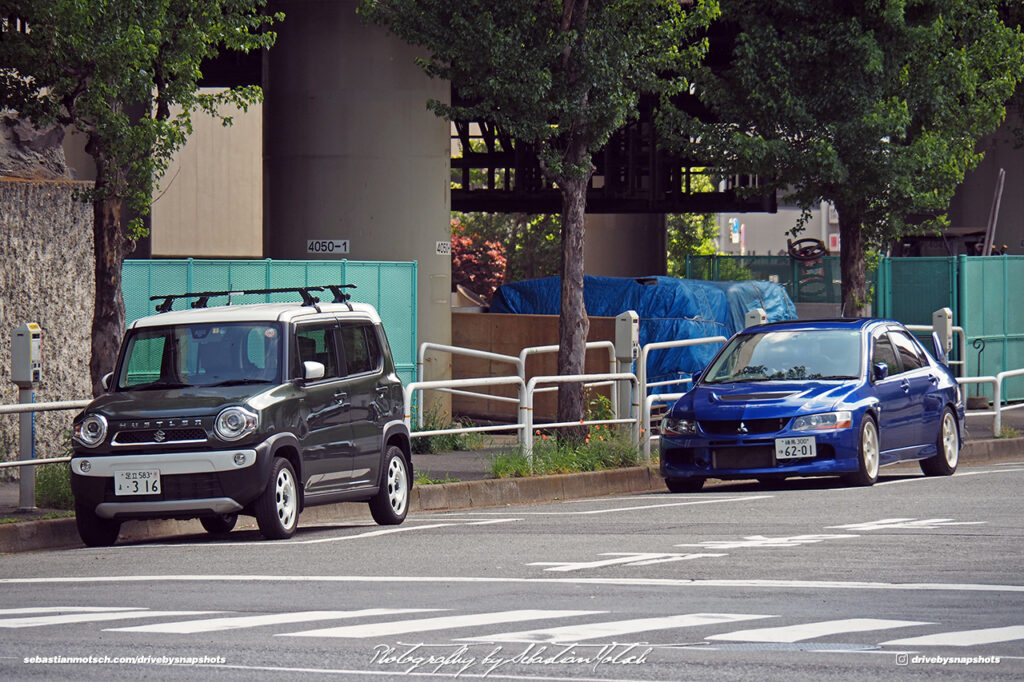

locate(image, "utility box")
[[932, 307, 953, 355], [614, 310, 640, 362], [11, 323, 42, 388], [744, 308, 768, 329]]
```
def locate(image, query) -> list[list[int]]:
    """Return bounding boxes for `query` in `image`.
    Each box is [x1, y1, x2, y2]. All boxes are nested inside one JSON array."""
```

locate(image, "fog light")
[[233, 452, 247, 466], [79, 460, 91, 473]]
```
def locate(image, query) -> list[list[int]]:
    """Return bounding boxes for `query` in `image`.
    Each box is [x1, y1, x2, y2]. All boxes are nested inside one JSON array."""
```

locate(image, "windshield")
[[703, 329, 862, 384], [116, 322, 283, 390]]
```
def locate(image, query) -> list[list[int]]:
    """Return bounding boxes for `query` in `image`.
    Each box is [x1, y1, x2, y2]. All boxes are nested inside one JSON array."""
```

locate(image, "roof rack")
[[150, 285, 357, 313]]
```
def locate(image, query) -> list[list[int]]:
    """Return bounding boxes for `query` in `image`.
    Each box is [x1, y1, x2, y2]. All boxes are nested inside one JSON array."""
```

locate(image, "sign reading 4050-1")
[[306, 239, 350, 255]]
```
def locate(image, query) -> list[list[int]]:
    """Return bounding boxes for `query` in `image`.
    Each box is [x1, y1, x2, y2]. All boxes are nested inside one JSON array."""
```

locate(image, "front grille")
[[103, 473, 223, 502], [700, 418, 788, 435], [712, 446, 775, 469], [112, 428, 208, 446]]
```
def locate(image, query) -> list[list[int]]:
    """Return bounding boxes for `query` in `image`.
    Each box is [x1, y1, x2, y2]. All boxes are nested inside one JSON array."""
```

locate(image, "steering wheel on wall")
[[787, 238, 829, 261]]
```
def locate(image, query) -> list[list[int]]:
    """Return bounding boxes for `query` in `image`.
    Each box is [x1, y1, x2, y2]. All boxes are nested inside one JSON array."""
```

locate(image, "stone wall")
[[0, 178, 94, 472]]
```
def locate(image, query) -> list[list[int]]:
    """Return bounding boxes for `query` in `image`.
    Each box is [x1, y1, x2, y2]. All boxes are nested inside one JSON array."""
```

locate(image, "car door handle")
[[928, 374, 939, 385], [334, 391, 350, 407], [900, 380, 910, 392]]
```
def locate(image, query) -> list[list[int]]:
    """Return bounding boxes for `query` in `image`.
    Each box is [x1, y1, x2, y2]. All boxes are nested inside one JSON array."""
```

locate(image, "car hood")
[[82, 385, 275, 419], [680, 380, 860, 420]]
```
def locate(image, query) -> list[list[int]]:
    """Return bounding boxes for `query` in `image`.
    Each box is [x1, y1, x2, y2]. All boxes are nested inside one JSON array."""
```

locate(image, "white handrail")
[[637, 336, 726, 399], [642, 392, 686, 463], [416, 343, 521, 427], [0, 399, 91, 415]]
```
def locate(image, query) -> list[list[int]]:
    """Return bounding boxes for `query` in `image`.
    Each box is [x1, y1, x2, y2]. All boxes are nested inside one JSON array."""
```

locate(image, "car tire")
[[843, 414, 880, 486], [369, 446, 410, 525], [665, 477, 705, 493], [75, 502, 121, 547], [200, 513, 238, 536], [255, 457, 299, 539], [920, 407, 959, 477]]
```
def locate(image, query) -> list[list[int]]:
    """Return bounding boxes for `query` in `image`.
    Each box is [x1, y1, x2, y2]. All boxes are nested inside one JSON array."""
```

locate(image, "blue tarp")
[[490, 275, 798, 392]]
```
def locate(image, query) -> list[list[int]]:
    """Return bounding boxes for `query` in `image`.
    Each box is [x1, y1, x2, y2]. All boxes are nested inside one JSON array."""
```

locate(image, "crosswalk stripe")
[[0, 610, 221, 628], [458, 613, 774, 644], [279, 610, 602, 639], [881, 626, 1024, 647], [105, 608, 440, 634], [706, 618, 933, 643], [0, 607, 147, 616]]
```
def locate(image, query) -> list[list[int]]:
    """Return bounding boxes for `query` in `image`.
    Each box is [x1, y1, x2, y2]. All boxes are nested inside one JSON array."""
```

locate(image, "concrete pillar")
[[583, 214, 666, 277], [264, 1, 452, 386]]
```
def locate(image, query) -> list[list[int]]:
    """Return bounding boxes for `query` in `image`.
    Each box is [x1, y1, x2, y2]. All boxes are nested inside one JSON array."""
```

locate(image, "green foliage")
[[414, 472, 461, 485], [412, 405, 488, 454], [666, 213, 719, 279], [0, 0, 281, 236], [34, 462, 74, 510], [454, 212, 562, 284]]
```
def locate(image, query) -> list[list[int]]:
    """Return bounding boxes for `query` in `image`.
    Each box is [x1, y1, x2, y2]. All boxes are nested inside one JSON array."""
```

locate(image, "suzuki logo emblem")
[[153, 430, 166, 442], [737, 422, 749, 434]]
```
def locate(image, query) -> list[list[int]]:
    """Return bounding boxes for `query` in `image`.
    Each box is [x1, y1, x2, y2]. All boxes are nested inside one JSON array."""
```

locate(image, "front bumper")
[[71, 443, 271, 520], [660, 428, 860, 480]]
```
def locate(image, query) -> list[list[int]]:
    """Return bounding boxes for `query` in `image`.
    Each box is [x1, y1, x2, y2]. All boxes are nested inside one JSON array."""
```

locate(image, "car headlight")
[[214, 406, 259, 441], [792, 411, 852, 431], [73, 415, 108, 448], [661, 415, 697, 435]]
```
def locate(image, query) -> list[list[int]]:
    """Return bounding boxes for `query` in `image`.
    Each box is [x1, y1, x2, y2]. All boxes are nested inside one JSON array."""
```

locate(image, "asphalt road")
[[2, 456, 1023, 681]]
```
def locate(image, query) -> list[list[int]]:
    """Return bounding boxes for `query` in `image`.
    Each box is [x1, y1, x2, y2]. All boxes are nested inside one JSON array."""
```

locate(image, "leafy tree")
[[454, 212, 561, 284], [451, 218, 507, 303], [361, 0, 718, 429], [0, 0, 280, 395], [665, 0, 1024, 315]]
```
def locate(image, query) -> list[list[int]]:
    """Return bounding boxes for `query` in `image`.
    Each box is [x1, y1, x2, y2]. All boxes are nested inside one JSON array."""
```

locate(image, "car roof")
[[129, 301, 382, 329], [744, 318, 899, 334]]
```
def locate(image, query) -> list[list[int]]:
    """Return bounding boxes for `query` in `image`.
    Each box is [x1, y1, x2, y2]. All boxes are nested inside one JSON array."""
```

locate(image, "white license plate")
[[775, 437, 816, 460], [114, 470, 161, 496]]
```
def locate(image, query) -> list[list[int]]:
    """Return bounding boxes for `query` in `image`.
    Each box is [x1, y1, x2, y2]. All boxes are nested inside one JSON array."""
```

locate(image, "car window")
[[295, 324, 339, 379], [340, 323, 382, 375], [889, 330, 927, 372], [871, 333, 901, 377], [703, 329, 861, 383]]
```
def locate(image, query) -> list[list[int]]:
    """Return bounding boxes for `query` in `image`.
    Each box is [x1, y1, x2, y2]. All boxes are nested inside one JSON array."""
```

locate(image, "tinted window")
[[703, 329, 861, 383], [889, 331, 926, 371], [340, 323, 382, 375], [295, 324, 339, 379], [871, 333, 901, 377]]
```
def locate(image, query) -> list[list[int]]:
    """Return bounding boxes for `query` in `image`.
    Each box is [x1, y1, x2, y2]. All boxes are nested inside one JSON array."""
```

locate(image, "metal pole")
[[18, 387, 35, 510]]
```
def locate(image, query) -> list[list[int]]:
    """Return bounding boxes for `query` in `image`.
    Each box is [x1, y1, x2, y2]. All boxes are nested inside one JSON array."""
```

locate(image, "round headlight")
[[215, 406, 259, 441], [74, 415, 108, 448]]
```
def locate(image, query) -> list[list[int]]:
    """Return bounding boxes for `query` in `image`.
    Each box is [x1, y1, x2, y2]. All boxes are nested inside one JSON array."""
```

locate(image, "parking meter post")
[[18, 388, 35, 510]]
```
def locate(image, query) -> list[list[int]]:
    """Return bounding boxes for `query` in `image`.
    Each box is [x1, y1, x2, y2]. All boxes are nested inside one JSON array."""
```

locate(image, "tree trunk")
[[89, 190, 127, 397], [836, 202, 868, 317], [556, 169, 591, 440]]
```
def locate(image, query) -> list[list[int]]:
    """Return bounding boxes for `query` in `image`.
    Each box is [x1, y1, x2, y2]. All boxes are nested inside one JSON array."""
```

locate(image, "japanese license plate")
[[114, 470, 161, 496], [775, 436, 816, 460]]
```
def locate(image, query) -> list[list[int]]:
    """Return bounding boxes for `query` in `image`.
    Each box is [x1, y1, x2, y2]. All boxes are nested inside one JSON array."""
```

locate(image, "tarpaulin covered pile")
[[489, 275, 797, 392]]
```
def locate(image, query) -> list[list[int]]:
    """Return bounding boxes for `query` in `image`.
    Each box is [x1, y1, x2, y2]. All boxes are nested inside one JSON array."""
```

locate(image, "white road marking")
[[675, 534, 858, 550], [3, 575, 1024, 594], [827, 518, 986, 531], [280, 609, 602, 639], [0, 606, 147, 615], [706, 618, 932, 643], [457, 495, 775, 516], [458, 613, 773, 644], [105, 608, 439, 634], [0, 610, 221, 628], [882, 626, 1024, 647], [529, 552, 727, 572], [113, 522, 467, 549]]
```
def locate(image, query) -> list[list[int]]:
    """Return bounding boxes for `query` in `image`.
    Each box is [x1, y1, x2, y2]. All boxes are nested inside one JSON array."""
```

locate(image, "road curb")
[[0, 438, 1018, 555]]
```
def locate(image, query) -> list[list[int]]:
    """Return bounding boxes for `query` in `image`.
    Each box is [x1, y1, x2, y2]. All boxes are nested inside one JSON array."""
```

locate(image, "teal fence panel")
[[958, 256, 1024, 402], [684, 254, 848, 304], [878, 257, 957, 326], [122, 259, 418, 386]]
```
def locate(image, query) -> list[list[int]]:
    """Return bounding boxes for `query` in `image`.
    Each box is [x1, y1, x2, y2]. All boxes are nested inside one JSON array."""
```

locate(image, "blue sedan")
[[660, 318, 964, 492]]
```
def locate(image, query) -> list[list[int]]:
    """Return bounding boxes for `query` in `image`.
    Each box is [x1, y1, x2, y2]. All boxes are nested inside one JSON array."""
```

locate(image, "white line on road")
[[280, 609, 603, 639], [0, 606, 147, 615], [457, 613, 773, 644], [705, 618, 932, 643], [104, 608, 440, 634], [455, 495, 775, 516], [881, 625, 1024, 647], [4, 575, 1024, 594], [0, 610, 221, 628]]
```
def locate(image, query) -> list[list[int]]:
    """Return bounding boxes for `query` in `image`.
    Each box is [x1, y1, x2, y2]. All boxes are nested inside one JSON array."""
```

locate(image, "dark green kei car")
[[70, 287, 412, 546]]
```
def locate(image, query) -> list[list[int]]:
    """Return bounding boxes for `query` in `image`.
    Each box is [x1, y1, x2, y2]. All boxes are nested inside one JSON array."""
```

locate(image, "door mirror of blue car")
[[872, 362, 889, 381], [930, 331, 948, 366]]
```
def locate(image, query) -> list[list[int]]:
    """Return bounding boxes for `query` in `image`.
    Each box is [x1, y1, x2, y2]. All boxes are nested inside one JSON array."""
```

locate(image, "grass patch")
[[412, 405, 490, 454], [0, 511, 75, 524], [34, 461, 75, 510], [996, 426, 1020, 439], [414, 472, 461, 485]]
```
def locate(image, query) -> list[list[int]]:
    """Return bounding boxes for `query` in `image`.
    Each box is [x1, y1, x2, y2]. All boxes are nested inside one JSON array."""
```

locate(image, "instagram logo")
[[896, 654, 910, 666]]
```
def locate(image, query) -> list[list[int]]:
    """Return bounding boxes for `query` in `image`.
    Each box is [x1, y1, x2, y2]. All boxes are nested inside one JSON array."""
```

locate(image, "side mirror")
[[101, 372, 113, 391], [931, 331, 948, 366], [872, 362, 889, 382], [302, 361, 325, 381]]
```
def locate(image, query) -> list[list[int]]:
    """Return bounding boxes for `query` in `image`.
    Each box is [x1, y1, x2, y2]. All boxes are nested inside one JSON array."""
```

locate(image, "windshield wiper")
[[133, 381, 191, 390]]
